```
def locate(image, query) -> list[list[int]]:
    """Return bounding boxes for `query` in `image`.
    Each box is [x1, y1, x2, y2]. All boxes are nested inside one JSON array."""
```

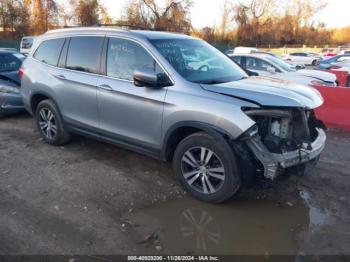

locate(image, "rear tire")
[[35, 99, 71, 145], [173, 132, 241, 203], [312, 60, 317, 66]]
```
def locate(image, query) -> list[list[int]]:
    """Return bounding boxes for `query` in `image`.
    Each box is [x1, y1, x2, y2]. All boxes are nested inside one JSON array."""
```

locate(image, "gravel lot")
[[0, 113, 349, 256]]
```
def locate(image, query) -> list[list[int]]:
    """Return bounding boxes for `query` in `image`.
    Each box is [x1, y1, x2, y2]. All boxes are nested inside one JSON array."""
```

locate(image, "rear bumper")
[[246, 128, 326, 179], [0, 92, 25, 114]]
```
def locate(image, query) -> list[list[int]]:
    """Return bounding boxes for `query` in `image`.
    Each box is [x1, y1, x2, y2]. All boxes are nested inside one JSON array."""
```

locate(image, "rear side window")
[[66, 36, 104, 74], [33, 38, 65, 66]]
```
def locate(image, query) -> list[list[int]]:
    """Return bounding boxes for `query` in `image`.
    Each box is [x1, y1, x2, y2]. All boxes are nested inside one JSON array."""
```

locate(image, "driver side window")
[[246, 57, 276, 72], [107, 38, 163, 81]]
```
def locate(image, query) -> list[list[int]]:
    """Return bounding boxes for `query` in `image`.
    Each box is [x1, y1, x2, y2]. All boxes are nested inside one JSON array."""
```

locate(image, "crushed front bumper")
[[245, 128, 326, 180]]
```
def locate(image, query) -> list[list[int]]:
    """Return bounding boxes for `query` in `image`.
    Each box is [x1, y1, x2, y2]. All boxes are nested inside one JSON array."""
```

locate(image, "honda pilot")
[[21, 28, 326, 203]]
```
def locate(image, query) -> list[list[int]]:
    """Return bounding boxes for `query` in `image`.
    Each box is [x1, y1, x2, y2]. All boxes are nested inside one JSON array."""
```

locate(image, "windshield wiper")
[[239, 76, 248, 80], [197, 80, 226, 84]]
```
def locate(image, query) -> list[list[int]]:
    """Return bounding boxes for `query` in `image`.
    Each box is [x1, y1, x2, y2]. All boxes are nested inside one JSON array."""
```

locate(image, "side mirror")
[[133, 68, 171, 89], [267, 66, 276, 73]]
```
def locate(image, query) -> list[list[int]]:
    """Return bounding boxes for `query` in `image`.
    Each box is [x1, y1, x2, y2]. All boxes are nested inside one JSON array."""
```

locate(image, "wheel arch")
[[30, 91, 57, 115], [161, 121, 235, 162]]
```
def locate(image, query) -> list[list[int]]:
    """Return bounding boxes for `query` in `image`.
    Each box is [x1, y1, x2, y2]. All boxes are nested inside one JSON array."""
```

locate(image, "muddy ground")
[[0, 114, 349, 257]]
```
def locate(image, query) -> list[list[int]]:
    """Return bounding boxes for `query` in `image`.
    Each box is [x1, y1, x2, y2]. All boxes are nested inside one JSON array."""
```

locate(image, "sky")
[[97, 0, 350, 29]]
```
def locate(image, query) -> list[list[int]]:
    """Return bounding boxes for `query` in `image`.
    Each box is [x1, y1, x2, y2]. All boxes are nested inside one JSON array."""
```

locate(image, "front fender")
[[160, 121, 238, 161]]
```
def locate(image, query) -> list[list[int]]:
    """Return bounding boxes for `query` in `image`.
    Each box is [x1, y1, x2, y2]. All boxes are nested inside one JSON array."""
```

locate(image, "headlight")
[[0, 86, 20, 94]]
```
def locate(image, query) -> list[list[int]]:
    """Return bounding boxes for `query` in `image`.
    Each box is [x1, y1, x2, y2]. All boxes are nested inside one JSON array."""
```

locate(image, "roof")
[[231, 53, 271, 59], [43, 27, 192, 40], [131, 30, 192, 40]]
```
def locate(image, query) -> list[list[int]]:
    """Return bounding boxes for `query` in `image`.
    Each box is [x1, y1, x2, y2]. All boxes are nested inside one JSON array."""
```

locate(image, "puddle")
[[299, 191, 334, 228], [123, 196, 312, 255]]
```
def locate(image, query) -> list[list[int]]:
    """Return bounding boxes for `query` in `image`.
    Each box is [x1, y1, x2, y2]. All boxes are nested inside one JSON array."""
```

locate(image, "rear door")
[[96, 37, 168, 153], [55, 36, 104, 131]]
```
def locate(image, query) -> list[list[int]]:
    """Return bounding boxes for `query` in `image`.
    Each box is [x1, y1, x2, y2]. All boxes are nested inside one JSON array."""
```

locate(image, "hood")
[[297, 69, 336, 83], [201, 76, 324, 109], [0, 70, 20, 85], [270, 72, 317, 86], [287, 61, 306, 68]]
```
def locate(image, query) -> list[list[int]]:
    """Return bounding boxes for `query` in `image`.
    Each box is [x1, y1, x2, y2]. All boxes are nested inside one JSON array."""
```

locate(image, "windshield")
[[150, 38, 247, 84], [0, 53, 25, 72], [265, 56, 295, 72]]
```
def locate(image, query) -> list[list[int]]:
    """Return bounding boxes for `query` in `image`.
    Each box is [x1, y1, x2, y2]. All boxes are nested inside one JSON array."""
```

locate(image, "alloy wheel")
[[181, 147, 225, 194], [39, 108, 57, 140]]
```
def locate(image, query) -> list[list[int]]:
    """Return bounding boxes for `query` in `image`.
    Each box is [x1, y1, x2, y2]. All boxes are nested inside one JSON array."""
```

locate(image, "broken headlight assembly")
[[240, 107, 326, 180]]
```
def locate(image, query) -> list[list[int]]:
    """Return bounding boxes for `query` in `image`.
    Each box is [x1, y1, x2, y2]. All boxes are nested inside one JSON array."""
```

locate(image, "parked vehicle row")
[[230, 53, 337, 87], [284, 52, 323, 66], [16, 28, 327, 203], [316, 54, 350, 69]]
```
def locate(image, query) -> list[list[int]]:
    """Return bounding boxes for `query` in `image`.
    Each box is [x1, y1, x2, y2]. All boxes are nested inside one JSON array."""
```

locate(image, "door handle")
[[98, 84, 113, 91], [55, 74, 66, 80]]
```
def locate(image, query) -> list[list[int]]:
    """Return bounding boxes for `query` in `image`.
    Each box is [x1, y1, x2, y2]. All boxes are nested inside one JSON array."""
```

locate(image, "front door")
[[97, 37, 169, 153]]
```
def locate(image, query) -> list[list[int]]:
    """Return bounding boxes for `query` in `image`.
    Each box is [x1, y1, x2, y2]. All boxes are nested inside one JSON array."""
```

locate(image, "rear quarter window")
[[33, 38, 65, 66]]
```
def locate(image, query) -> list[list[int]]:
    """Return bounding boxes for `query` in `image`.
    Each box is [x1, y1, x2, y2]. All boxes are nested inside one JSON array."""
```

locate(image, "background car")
[[321, 48, 337, 57], [231, 53, 337, 86], [20, 36, 36, 55], [284, 52, 322, 66], [0, 50, 25, 117], [326, 60, 350, 73], [316, 54, 350, 70], [232, 46, 258, 54], [339, 50, 350, 55], [252, 51, 306, 69]]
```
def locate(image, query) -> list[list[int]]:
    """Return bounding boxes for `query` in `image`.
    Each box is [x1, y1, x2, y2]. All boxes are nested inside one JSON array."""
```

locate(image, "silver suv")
[[21, 28, 326, 203]]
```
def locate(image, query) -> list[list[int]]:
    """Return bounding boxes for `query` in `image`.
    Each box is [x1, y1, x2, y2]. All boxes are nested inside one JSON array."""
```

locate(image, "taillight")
[[19, 67, 25, 78]]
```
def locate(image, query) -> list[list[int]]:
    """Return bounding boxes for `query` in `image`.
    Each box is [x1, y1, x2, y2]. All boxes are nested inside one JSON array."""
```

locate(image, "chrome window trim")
[[31, 33, 175, 85], [32, 34, 106, 77]]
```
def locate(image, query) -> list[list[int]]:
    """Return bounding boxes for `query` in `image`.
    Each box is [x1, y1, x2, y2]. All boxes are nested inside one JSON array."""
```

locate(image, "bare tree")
[[74, 0, 99, 26], [123, 0, 193, 32]]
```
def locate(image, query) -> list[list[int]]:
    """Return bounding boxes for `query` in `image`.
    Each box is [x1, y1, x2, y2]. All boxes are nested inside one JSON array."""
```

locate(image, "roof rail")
[[96, 23, 156, 31]]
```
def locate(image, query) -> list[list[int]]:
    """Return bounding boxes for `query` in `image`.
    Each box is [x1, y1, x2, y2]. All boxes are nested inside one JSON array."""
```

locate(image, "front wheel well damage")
[[163, 124, 256, 186]]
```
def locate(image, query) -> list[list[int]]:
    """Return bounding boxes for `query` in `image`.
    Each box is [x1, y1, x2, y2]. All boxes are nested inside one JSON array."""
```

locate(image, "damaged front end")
[[240, 108, 326, 180]]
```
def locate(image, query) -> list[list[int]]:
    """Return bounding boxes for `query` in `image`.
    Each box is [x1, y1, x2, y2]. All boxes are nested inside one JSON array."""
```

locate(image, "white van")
[[20, 36, 36, 55], [233, 46, 259, 54]]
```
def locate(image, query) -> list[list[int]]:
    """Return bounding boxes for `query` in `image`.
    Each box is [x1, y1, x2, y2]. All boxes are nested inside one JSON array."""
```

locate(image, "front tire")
[[173, 132, 241, 203], [35, 99, 71, 145]]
